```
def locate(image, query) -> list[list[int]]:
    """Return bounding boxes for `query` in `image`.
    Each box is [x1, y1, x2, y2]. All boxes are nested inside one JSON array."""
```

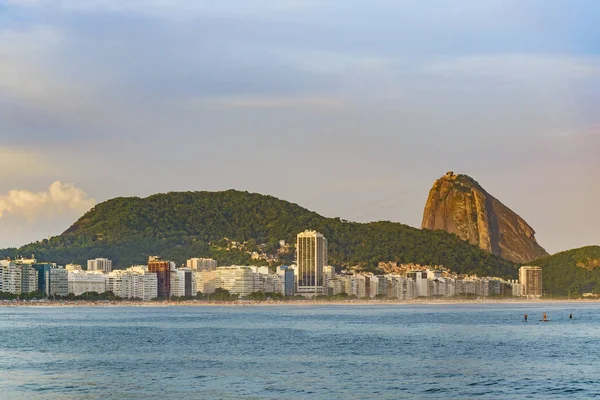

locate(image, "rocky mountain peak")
[[421, 172, 548, 263]]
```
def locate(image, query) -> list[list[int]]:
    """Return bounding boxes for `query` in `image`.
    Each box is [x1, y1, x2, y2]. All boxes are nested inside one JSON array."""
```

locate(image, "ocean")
[[0, 302, 599, 399]]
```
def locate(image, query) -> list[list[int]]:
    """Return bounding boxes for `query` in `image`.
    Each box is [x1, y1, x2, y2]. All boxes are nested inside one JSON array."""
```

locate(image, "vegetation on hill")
[[530, 246, 600, 296], [0, 190, 518, 277]]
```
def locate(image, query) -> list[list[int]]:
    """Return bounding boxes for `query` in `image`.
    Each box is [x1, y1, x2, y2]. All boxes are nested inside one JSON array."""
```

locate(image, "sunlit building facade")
[[148, 256, 171, 299], [87, 258, 113, 273], [519, 266, 542, 298], [296, 230, 328, 296], [186, 258, 217, 271]]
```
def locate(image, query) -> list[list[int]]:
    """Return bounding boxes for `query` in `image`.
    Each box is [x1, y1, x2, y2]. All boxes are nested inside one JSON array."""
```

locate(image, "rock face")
[[421, 172, 548, 264]]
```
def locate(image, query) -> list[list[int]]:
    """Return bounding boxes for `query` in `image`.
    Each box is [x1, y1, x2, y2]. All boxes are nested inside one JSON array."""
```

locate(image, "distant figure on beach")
[[524, 314, 528, 322], [569, 313, 573, 319]]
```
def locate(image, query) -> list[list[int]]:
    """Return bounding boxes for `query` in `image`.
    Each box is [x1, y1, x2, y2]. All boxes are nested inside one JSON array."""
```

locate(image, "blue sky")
[[0, 0, 598, 253]]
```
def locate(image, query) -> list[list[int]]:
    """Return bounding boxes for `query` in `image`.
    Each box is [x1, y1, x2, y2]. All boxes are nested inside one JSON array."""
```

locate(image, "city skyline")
[[1, 0, 598, 252], [0, 253, 531, 301]]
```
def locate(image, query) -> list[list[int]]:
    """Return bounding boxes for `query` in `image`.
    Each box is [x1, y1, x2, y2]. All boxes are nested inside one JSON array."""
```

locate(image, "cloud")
[[4, 0, 42, 4], [0, 181, 96, 222], [554, 124, 600, 138], [186, 95, 346, 110], [422, 54, 600, 81]]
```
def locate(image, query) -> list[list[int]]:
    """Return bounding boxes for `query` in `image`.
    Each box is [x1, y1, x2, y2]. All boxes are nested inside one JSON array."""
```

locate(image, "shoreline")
[[1, 298, 599, 307]]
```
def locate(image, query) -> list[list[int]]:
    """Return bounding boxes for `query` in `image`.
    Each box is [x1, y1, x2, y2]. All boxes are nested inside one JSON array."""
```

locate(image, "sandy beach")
[[2, 298, 598, 307]]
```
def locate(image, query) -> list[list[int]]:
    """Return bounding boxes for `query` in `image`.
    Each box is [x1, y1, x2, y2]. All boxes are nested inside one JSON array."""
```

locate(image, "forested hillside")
[[530, 246, 600, 296], [0, 190, 518, 277]]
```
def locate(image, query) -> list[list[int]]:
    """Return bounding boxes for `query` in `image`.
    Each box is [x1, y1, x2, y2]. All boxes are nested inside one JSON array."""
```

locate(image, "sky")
[[0, 0, 598, 253]]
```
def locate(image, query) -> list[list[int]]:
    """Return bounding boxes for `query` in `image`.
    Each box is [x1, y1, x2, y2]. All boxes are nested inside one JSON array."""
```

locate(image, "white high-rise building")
[[87, 258, 112, 273], [21, 264, 38, 294], [104, 268, 158, 300], [296, 230, 328, 296], [194, 270, 217, 294], [350, 275, 367, 298], [122, 272, 158, 301], [363, 274, 379, 298], [105, 272, 124, 296], [170, 270, 185, 297], [215, 266, 255, 297], [140, 273, 158, 300], [407, 271, 428, 297], [49, 268, 69, 297], [1, 261, 22, 295], [261, 273, 285, 294], [68, 271, 106, 296], [519, 266, 542, 298], [0, 261, 37, 295], [186, 258, 217, 271]]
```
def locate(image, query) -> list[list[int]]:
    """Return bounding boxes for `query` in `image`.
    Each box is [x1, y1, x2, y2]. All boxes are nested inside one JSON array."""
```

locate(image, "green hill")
[[530, 246, 600, 296], [0, 190, 517, 277]]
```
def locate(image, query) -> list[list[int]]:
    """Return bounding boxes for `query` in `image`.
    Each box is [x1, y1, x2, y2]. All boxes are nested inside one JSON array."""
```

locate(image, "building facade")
[[33, 263, 53, 296], [215, 266, 255, 297], [122, 272, 158, 301], [296, 230, 328, 296], [194, 270, 217, 294], [87, 258, 113, 273], [68, 271, 106, 296], [49, 268, 69, 297], [148, 256, 171, 299], [519, 266, 542, 298], [186, 258, 217, 271], [1, 261, 22, 294]]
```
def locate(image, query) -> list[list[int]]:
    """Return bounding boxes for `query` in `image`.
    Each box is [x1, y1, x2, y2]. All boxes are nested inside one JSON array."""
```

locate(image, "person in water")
[[524, 314, 528, 321], [543, 312, 548, 321], [569, 313, 573, 319]]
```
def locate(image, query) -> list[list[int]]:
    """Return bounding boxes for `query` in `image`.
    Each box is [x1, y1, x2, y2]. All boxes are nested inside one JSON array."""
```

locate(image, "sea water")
[[0, 303, 599, 399]]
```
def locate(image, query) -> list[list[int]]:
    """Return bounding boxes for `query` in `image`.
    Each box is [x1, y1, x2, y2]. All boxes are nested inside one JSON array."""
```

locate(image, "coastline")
[[1, 298, 598, 307]]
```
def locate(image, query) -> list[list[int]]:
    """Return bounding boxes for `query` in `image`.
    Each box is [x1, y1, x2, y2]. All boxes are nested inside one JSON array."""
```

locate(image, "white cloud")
[[3, 0, 319, 18], [189, 95, 346, 110], [0, 181, 96, 222], [422, 54, 600, 81], [4, 0, 42, 4]]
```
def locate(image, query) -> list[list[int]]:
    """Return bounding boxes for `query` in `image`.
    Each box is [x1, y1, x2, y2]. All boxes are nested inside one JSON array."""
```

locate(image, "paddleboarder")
[[524, 313, 528, 322], [543, 312, 548, 321]]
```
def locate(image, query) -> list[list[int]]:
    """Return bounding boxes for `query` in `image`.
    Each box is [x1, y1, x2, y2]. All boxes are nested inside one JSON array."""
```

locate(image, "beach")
[[1, 298, 597, 307]]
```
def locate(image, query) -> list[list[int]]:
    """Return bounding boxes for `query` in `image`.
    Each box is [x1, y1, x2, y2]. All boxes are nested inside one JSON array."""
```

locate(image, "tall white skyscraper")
[[296, 230, 328, 296], [87, 258, 113, 273]]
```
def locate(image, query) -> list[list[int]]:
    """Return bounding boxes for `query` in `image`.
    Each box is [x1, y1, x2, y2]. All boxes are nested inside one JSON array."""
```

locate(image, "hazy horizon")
[[1, 0, 598, 253]]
